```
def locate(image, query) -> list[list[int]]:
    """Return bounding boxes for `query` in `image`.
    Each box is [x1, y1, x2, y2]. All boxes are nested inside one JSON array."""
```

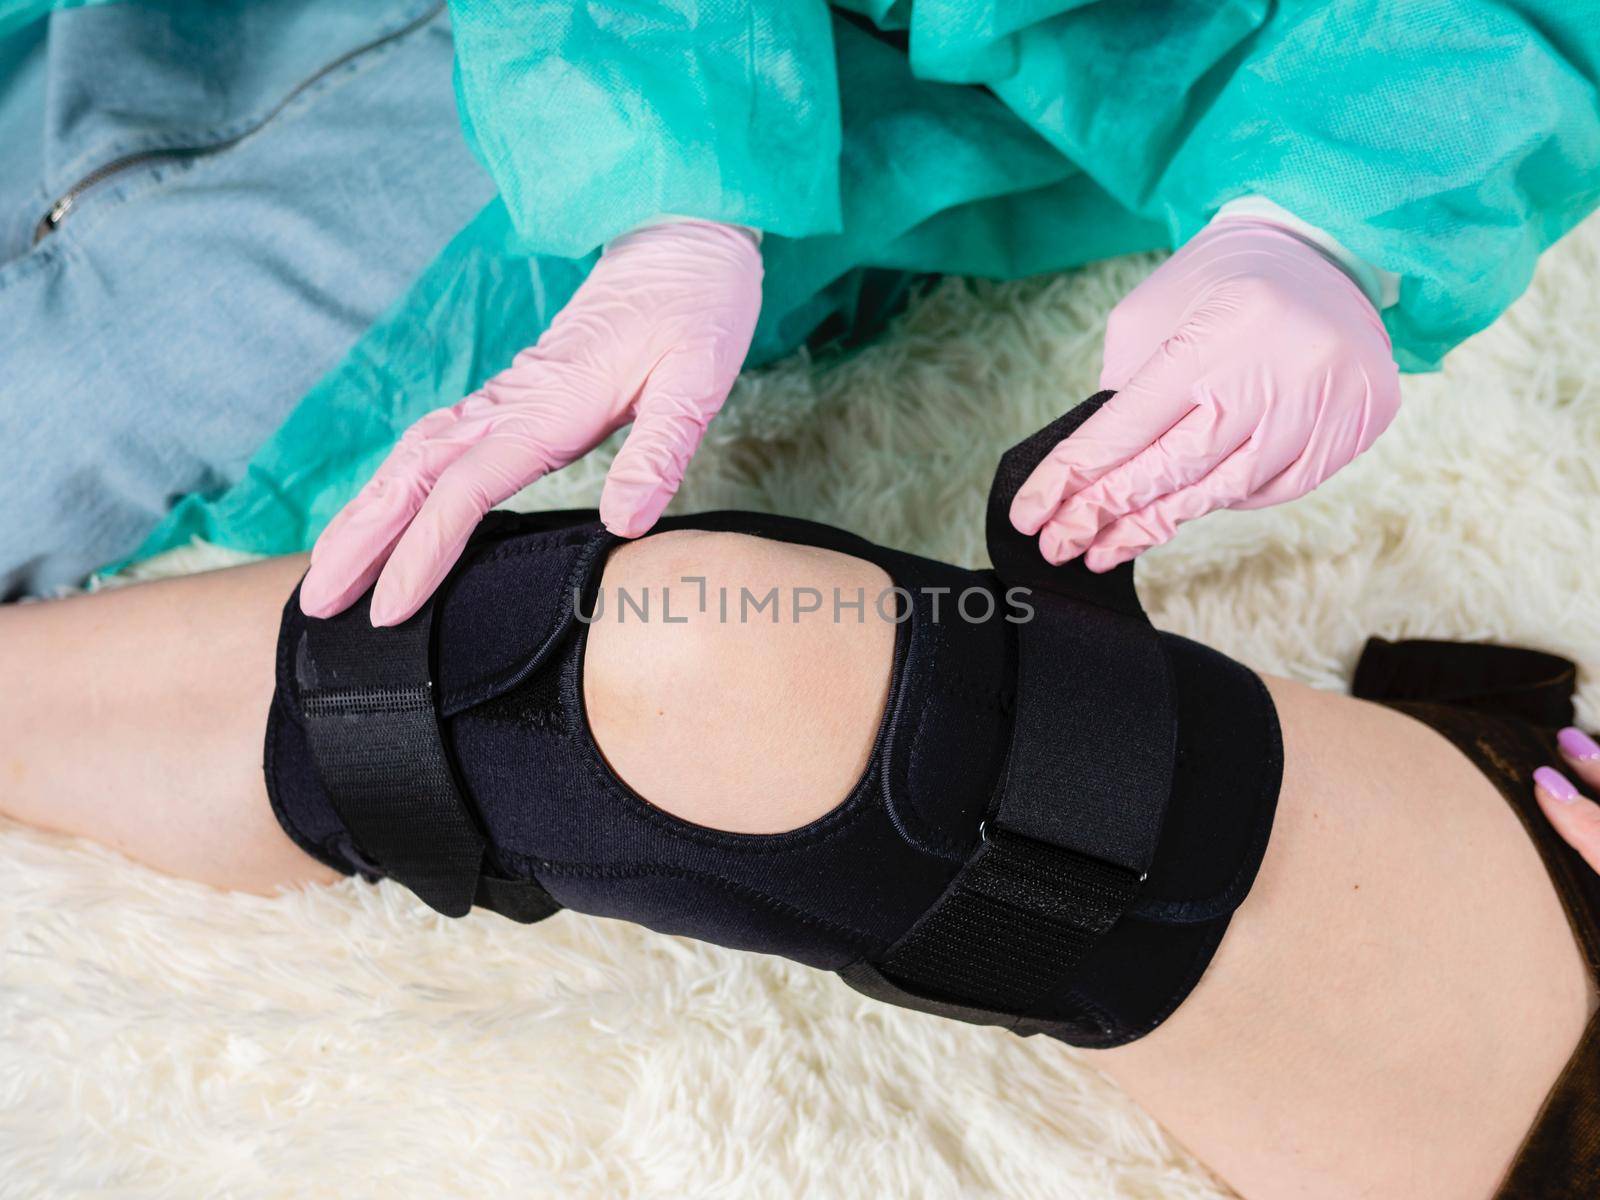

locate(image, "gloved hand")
[[1010, 215, 1401, 570], [299, 219, 763, 626]]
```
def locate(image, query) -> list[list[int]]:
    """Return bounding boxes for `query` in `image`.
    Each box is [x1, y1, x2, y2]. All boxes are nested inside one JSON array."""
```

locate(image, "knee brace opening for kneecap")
[[265, 393, 1283, 1048]]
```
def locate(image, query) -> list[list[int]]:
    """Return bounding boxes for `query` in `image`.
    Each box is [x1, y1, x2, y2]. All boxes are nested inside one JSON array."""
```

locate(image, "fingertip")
[[1534, 763, 1600, 872], [598, 500, 645, 539], [366, 586, 397, 627], [1010, 465, 1065, 535], [298, 565, 350, 619], [1557, 727, 1600, 764], [1098, 363, 1133, 393], [1534, 765, 1582, 806], [368, 591, 415, 629], [298, 592, 340, 620], [599, 493, 655, 538], [1009, 492, 1050, 537], [600, 480, 670, 540], [1044, 512, 1105, 565], [1083, 544, 1134, 573], [1037, 528, 1068, 566], [367, 564, 426, 628]]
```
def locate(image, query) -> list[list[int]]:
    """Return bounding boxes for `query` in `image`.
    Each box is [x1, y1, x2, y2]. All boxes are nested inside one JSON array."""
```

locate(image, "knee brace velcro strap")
[[296, 602, 491, 918], [839, 392, 1178, 1028], [272, 510, 612, 923], [292, 583, 562, 923]]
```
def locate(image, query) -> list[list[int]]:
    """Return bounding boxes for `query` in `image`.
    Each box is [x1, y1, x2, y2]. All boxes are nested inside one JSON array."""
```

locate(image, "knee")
[[583, 531, 897, 834]]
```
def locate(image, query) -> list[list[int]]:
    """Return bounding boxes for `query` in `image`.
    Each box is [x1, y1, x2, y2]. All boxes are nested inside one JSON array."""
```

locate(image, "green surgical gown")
[[52, 0, 1600, 561]]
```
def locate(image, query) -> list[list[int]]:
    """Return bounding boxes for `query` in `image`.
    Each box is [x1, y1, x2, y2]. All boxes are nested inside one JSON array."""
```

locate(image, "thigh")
[[0, 554, 334, 894], [0, 0, 495, 596], [1097, 677, 1593, 1200]]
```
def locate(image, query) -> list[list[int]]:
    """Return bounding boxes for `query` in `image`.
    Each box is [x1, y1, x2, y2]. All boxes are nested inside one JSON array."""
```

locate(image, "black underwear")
[[264, 396, 1283, 1048], [1353, 637, 1600, 1199]]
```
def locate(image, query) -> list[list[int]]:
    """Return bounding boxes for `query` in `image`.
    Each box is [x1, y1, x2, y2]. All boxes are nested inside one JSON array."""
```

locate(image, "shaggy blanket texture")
[[3, 216, 1598, 1200]]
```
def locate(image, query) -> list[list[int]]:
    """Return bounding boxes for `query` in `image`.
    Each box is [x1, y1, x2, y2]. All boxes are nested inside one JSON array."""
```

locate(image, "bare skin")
[[1, 531, 1594, 1199], [1100, 677, 1592, 1200], [0, 556, 333, 894]]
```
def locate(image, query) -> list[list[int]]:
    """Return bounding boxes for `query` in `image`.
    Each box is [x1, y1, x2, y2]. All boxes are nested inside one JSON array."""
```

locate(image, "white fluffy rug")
[[5, 217, 1599, 1200]]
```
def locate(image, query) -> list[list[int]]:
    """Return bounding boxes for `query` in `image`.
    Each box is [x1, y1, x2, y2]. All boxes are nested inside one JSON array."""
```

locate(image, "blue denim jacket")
[[0, 1, 494, 595]]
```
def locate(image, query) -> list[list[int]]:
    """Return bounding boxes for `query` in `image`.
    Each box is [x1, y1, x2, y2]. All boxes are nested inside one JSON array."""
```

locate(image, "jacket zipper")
[[33, 0, 445, 245]]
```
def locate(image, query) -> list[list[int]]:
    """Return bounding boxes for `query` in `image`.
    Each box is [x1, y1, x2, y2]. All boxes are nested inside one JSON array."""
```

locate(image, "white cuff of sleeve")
[[611, 214, 763, 246], [1213, 196, 1398, 310]]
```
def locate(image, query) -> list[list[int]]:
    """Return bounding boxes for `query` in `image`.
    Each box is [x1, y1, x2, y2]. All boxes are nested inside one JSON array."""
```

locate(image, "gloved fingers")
[[297, 525, 410, 620], [598, 359, 725, 538], [1100, 299, 1174, 391], [1230, 366, 1400, 511], [1035, 394, 1254, 564], [367, 438, 543, 627], [1099, 330, 1153, 393], [299, 409, 478, 617], [1212, 414, 1336, 512], [302, 352, 631, 621], [1009, 351, 1200, 536], [1228, 456, 1328, 511], [1079, 445, 1260, 572], [309, 405, 469, 566]]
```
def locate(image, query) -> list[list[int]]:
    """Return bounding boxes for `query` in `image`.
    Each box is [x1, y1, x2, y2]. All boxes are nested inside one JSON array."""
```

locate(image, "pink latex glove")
[[1010, 215, 1401, 571], [300, 219, 763, 626]]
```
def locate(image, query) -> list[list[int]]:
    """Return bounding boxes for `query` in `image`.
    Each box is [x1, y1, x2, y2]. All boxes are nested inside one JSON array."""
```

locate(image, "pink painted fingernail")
[[1558, 727, 1600, 762], [1534, 766, 1581, 804]]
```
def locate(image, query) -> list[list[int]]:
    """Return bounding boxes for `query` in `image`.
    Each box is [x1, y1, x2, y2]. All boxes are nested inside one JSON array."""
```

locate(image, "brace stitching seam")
[[1129, 662, 1282, 920], [902, 624, 965, 857], [501, 854, 884, 951], [571, 708, 887, 852], [440, 534, 605, 712]]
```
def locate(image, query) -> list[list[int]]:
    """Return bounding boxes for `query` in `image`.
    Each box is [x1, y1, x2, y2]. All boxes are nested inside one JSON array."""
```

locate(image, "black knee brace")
[[265, 395, 1282, 1048]]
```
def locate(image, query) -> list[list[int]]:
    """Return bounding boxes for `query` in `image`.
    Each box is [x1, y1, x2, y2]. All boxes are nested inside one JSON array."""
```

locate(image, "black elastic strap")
[[984, 391, 1175, 873], [876, 825, 1141, 1017], [985, 391, 1143, 619], [864, 396, 1176, 1018], [476, 873, 562, 924], [295, 585, 561, 924], [1000, 593, 1174, 873]]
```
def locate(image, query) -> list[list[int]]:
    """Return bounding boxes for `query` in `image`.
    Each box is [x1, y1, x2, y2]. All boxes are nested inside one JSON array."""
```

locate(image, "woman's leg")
[[0, 531, 895, 887], [1097, 677, 1594, 1200], [583, 530, 896, 835], [1, 535, 1592, 1200], [0, 557, 336, 893]]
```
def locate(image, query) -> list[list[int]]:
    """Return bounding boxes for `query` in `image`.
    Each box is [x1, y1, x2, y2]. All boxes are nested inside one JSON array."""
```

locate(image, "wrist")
[[1211, 196, 1398, 311], [605, 216, 762, 254]]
